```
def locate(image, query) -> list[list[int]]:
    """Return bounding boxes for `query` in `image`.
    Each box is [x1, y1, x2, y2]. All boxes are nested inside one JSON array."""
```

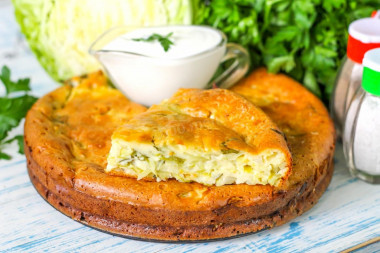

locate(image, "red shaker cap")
[[371, 10, 380, 18], [347, 17, 380, 64]]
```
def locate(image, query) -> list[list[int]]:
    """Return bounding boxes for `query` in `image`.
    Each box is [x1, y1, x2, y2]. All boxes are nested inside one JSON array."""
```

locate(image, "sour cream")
[[103, 26, 223, 59], [91, 25, 226, 106]]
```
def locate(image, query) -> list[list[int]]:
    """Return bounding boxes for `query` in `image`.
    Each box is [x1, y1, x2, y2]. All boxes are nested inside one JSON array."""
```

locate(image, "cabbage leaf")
[[12, 0, 192, 82]]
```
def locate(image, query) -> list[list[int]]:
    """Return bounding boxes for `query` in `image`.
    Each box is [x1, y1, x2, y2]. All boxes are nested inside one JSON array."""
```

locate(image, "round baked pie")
[[25, 69, 335, 241]]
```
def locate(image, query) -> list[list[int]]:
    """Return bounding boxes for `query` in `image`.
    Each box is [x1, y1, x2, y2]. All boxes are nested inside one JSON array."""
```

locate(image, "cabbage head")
[[12, 0, 193, 82]]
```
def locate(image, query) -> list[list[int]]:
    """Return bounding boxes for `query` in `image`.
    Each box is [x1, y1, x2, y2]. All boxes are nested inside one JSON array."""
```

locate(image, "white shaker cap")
[[363, 48, 380, 72], [349, 18, 380, 43]]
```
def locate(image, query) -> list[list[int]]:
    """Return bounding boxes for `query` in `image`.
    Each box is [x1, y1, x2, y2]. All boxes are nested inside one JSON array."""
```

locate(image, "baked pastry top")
[[107, 88, 292, 186], [24, 68, 335, 240]]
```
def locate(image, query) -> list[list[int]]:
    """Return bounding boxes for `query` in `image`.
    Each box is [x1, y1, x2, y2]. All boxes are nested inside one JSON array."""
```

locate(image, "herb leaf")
[[0, 66, 31, 95], [0, 66, 37, 159], [0, 95, 37, 140], [0, 152, 11, 160], [133, 32, 174, 52]]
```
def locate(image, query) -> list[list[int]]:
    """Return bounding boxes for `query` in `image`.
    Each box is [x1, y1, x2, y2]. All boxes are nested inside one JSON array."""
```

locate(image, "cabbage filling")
[[106, 139, 288, 186]]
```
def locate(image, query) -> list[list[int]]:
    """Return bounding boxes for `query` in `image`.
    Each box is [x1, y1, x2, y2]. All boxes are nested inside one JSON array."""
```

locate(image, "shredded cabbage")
[[12, 0, 192, 82], [107, 140, 288, 186]]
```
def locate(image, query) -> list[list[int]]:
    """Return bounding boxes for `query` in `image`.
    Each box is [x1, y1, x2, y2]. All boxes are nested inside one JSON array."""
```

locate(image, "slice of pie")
[[106, 88, 292, 186]]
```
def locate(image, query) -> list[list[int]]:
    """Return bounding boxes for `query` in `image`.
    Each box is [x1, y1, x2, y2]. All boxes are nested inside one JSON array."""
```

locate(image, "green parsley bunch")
[[195, 0, 379, 103], [0, 66, 37, 160]]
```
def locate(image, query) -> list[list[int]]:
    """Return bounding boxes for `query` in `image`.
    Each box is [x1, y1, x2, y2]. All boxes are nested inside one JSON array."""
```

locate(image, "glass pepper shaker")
[[331, 14, 380, 135], [343, 48, 380, 184]]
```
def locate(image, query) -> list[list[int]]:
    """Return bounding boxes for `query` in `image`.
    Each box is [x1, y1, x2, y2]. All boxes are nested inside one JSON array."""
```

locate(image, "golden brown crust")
[[116, 88, 290, 154], [164, 88, 290, 154], [24, 69, 335, 240]]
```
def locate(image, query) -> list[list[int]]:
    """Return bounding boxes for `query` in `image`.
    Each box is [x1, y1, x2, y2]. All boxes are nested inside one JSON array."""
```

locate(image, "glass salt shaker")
[[343, 48, 380, 184], [331, 14, 380, 135]]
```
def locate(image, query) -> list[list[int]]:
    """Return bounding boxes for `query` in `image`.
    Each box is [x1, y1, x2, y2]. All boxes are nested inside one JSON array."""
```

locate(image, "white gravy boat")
[[90, 25, 250, 106]]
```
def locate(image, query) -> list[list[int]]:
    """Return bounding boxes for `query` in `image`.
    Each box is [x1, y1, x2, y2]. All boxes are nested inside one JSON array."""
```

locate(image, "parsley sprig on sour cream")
[[132, 32, 174, 52]]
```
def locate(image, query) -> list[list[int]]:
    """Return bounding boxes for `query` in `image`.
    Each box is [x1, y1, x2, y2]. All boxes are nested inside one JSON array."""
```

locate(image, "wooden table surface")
[[0, 2, 379, 252]]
